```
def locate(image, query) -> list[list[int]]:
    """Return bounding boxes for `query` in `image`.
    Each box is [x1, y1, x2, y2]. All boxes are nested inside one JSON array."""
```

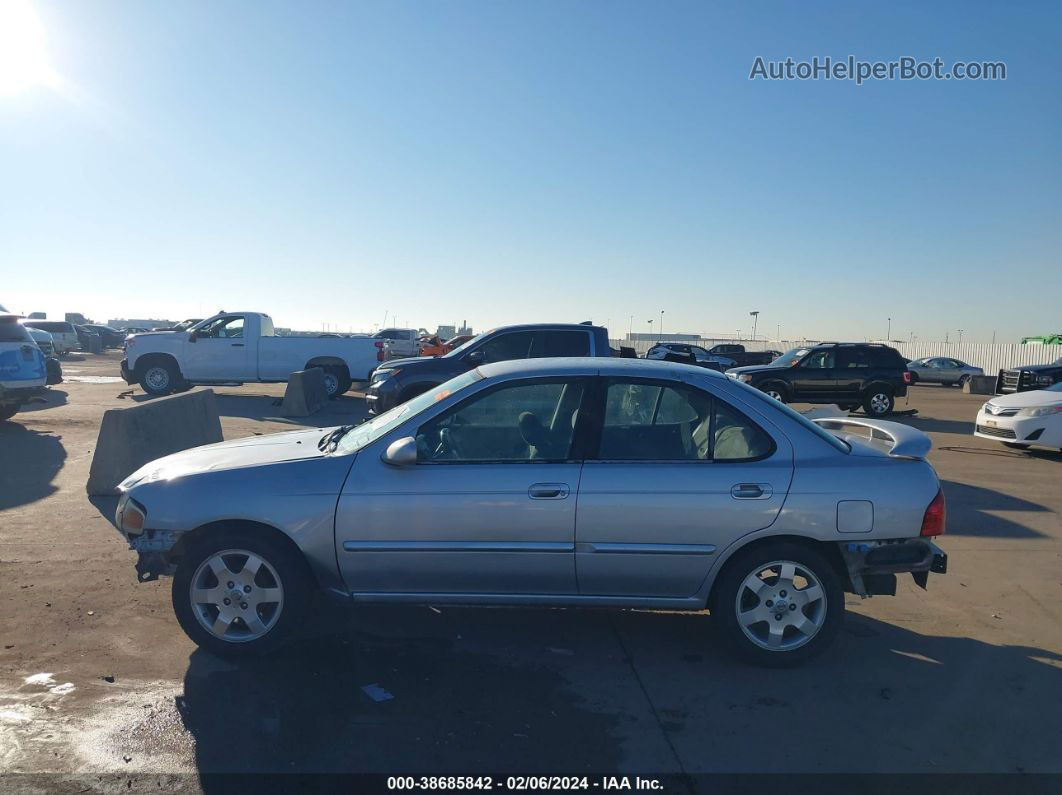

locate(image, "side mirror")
[[465, 350, 485, 365], [381, 436, 418, 467], [188, 330, 198, 343]]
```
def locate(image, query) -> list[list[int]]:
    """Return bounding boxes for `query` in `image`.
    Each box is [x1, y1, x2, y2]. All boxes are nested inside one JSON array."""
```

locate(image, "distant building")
[[436, 325, 456, 339], [27, 311, 46, 319], [65, 313, 89, 325]]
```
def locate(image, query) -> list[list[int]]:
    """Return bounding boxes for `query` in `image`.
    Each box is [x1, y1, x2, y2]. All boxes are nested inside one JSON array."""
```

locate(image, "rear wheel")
[[172, 529, 313, 658], [862, 388, 895, 417], [957, 375, 971, 388], [712, 541, 843, 667], [321, 366, 352, 399]]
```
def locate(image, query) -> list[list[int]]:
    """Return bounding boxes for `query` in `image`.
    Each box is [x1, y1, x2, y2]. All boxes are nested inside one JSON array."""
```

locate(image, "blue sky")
[[1, 0, 1059, 342]]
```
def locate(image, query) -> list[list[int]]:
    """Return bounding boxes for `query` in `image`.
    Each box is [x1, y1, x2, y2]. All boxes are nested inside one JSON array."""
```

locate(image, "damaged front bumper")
[[128, 529, 182, 581], [839, 538, 947, 597]]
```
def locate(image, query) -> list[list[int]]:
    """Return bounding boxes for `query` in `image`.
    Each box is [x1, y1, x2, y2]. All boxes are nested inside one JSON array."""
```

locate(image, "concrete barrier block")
[[86, 389, 223, 496], [279, 367, 327, 417], [964, 375, 997, 395]]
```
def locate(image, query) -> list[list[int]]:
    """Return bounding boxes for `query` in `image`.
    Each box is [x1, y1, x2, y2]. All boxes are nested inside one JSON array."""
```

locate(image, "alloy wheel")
[[189, 549, 284, 642], [869, 393, 891, 414], [735, 560, 827, 651]]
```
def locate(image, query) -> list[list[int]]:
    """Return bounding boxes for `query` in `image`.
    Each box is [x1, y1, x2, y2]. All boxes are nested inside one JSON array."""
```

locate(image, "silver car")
[[116, 358, 947, 666], [907, 357, 984, 387]]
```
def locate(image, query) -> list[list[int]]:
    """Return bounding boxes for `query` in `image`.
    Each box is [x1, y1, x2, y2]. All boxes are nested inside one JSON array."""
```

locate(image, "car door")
[[834, 347, 872, 399], [574, 376, 793, 598], [939, 358, 962, 384], [334, 377, 590, 595], [789, 349, 837, 398], [182, 315, 254, 380]]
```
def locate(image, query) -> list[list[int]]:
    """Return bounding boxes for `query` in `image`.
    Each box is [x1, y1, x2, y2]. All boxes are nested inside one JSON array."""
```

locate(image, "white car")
[[974, 383, 1062, 452]]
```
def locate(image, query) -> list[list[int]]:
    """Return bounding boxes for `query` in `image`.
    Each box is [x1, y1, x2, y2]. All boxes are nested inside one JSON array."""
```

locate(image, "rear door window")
[[478, 331, 535, 363], [529, 330, 591, 358]]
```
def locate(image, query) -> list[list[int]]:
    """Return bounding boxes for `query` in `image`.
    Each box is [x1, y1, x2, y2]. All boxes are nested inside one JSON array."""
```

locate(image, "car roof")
[[482, 323, 606, 333], [478, 356, 725, 380]]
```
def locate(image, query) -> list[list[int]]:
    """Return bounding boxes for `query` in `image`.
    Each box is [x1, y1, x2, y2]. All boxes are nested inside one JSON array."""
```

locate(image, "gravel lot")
[[2, 351, 1060, 784]]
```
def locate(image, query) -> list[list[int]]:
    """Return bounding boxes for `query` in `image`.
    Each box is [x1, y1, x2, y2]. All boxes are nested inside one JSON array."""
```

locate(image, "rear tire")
[[172, 529, 313, 658], [321, 366, 352, 399], [862, 388, 895, 417], [712, 541, 843, 667], [138, 360, 180, 396], [957, 375, 971, 388]]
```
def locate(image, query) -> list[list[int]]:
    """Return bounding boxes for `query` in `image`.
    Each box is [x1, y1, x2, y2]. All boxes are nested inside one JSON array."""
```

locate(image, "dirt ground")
[[2, 351, 1061, 788]]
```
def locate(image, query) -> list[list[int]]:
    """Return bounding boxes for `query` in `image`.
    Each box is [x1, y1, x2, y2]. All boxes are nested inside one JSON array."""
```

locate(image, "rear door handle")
[[731, 483, 773, 500], [529, 483, 570, 499]]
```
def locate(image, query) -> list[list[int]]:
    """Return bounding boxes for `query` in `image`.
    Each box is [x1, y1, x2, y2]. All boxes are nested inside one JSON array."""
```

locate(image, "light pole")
[[749, 311, 759, 342], [628, 315, 633, 340], [958, 329, 964, 344], [659, 310, 664, 340], [647, 319, 653, 338], [887, 317, 891, 341]]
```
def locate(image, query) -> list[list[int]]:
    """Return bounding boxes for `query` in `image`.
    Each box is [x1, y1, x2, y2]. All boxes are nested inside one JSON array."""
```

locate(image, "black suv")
[[367, 323, 614, 415], [726, 343, 911, 416]]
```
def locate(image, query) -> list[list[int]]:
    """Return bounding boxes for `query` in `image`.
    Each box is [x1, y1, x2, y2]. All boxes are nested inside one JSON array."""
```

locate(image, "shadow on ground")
[[172, 606, 1062, 781], [15, 388, 69, 413], [941, 479, 1050, 538], [0, 421, 66, 510]]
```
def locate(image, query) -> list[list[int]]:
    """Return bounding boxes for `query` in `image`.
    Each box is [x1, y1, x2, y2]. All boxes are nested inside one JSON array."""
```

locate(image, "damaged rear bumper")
[[839, 539, 947, 596]]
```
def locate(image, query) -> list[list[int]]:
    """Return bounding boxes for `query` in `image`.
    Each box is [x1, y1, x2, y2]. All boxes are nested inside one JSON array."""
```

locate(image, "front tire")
[[139, 360, 180, 396], [172, 530, 313, 658], [761, 383, 789, 403], [957, 375, 971, 389], [712, 541, 843, 667], [862, 388, 895, 417]]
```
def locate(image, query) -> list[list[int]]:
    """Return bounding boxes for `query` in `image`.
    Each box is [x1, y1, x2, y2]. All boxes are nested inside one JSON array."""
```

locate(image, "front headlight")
[[372, 368, 400, 382], [738, 374, 753, 383], [1018, 404, 1062, 417], [119, 497, 147, 535]]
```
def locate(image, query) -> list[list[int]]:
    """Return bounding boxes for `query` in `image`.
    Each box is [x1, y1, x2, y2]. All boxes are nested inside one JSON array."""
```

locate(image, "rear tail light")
[[903, 371, 913, 384], [375, 341, 385, 362], [920, 488, 946, 536]]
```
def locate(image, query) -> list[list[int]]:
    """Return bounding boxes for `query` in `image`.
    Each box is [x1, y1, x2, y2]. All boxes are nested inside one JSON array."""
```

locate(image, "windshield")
[[730, 378, 851, 453], [770, 348, 811, 368], [336, 369, 484, 454], [444, 330, 491, 358]]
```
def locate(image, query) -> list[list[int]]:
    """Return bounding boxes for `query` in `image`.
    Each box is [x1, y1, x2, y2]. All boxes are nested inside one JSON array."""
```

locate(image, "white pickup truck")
[[374, 327, 421, 360], [121, 312, 379, 398]]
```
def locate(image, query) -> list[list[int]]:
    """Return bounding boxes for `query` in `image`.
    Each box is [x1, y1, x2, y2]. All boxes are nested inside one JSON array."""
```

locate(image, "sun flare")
[[0, 0, 58, 96]]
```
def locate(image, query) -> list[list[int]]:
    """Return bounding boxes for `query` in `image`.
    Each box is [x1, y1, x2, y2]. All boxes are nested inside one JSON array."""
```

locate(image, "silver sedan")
[[116, 358, 947, 666], [907, 357, 984, 387]]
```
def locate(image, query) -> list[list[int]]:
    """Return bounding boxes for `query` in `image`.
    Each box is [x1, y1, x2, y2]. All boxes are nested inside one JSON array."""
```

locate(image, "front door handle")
[[529, 483, 570, 499], [231, 343, 244, 347], [731, 483, 773, 500]]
